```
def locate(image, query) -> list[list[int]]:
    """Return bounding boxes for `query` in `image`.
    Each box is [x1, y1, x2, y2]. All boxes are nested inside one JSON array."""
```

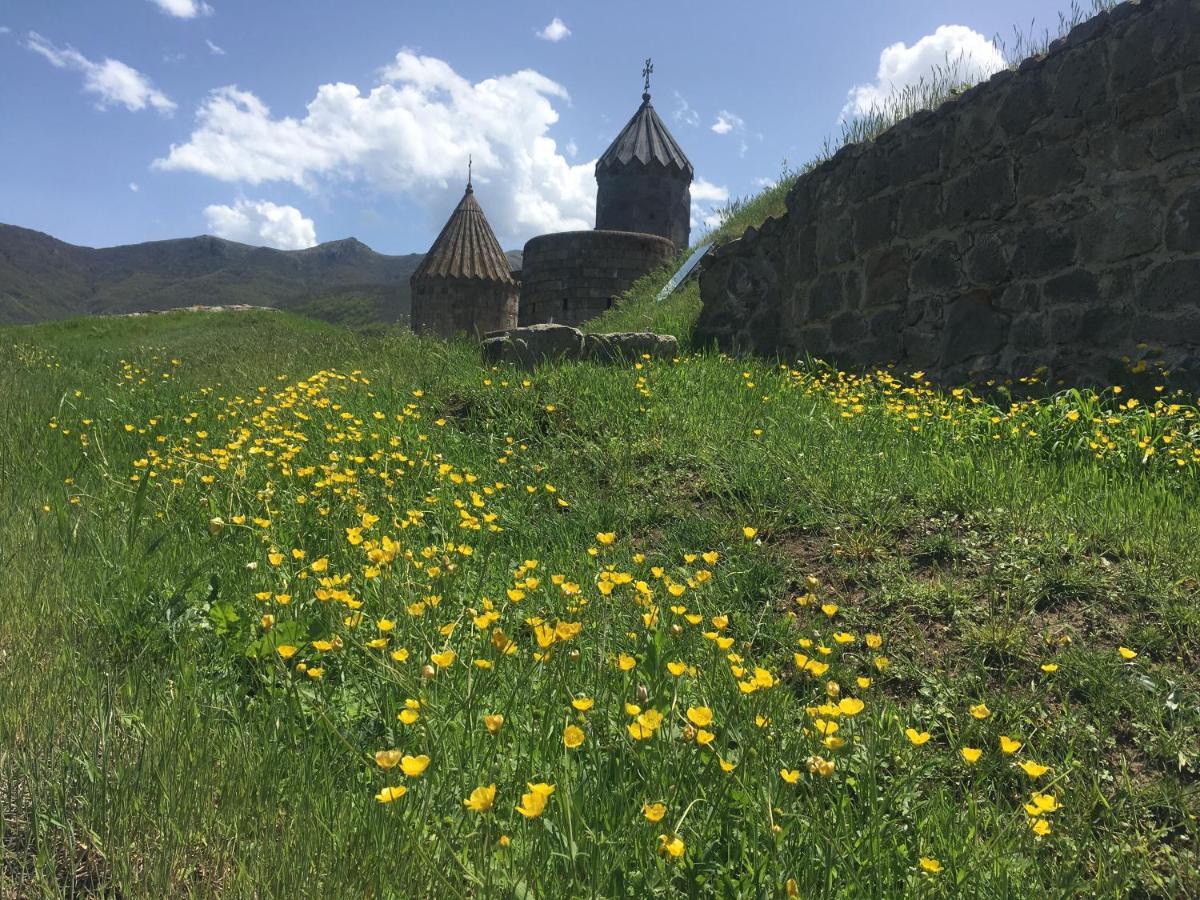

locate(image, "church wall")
[[519, 230, 677, 327], [412, 279, 518, 339], [596, 170, 691, 251]]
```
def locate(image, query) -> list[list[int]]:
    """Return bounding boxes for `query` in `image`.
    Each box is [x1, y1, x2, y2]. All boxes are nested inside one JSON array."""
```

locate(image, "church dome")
[[412, 182, 515, 284], [596, 92, 693, 178]]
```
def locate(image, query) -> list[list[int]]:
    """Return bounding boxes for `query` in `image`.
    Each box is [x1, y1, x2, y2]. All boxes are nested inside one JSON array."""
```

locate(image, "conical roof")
[[596, 92, 693, 177], [412, 184, 515, 284]]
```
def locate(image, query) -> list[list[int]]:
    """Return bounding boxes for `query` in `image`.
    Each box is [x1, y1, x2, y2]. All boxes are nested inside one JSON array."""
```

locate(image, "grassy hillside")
[[2, 310, 1197, 897]]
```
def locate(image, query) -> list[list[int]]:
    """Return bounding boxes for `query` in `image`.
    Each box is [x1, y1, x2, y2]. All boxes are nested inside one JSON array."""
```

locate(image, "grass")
[[1, 309, 1198, 897]]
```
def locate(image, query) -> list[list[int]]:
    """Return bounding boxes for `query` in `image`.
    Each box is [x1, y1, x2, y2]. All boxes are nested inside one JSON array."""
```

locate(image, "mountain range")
[[0, 224, 522, 326]]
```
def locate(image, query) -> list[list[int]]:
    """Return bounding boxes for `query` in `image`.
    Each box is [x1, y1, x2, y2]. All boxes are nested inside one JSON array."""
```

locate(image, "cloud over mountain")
[[155, 50, 595, 246], [203, 199, 317, 250]]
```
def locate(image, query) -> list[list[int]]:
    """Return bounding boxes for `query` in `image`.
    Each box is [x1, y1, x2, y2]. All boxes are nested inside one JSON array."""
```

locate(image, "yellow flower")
[[686, 706, 713, 727], [311, 557, 329, 572], [1018, 760, 1049, 779], [596, 532, 616, 545], [999, 735, 1022, 755], [390, 648, 410, 663], [667, 660, 688, 677], [1118, 646, 1138, 660], [374, 750, 402, 769], [702, 551, 719, 565], [780, 768, 801, 784], [1031, 792, 1060, 813], [856, 676, 872, 690], [1040, 663, 1059, 673], [275, 644, 298, 660], [742, 526, 758, 540], [306, 667, 324, 679], [617, 653, 636, 671], [806, 755, 835, 777], [400, 754, 430, 777], [960, 747, 982, 765], [563, 725, 585, 749], [483, 713, 505, 734], [838, 697, 864, 717], [430, 650, 456, 668], [657, 834, 685, 859], [464, 784, 496, 813], [375, 785, 407, 804], [905, 728, 931, 747], [515, 783, 554, 818], [268, 551, 285, 566], [719, 758, 737, 773], [642, 801, 667, 822], [969, 703, 991, 720], [398, 709, 420, 725], [833, 631, 855, 644], [919, 857, 942, 874], [571, 697, 594, 712], [1030, 818, 1051, 836], [865, 633, 883, 649], [820, 603, 838, 617], [695, 729, 715, 746]]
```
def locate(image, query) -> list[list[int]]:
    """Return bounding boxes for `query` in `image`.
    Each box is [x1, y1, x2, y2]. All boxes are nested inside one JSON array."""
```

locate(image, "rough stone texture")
[[695, 0, 1200, 387], [410, 278, 518, 339], [519, 230, 676, 328], [596, 169, 692, 251], [482, 324, 677, 369]]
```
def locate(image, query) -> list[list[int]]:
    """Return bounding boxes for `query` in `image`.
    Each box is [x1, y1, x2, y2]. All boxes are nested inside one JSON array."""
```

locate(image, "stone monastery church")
[[410, 62, 693, 337]]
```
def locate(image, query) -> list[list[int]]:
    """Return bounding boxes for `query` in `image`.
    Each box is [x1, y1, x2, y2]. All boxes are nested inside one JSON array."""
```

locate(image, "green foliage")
[[1, 311, 1197, 897]]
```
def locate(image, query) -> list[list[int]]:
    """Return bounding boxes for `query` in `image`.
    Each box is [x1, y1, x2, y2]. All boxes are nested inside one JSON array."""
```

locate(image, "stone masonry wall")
[[596, 169, 692, 251], [411, 279, 519, 339], [695, 0, 1200, 387], [520, 230, 676, 327]]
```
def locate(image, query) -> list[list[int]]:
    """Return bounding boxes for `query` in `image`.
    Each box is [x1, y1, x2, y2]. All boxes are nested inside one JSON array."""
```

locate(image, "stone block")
[[1116, 76, 1179, 126], [941, 289, 1011, 365], [1166, 184, 1200, 253], [864, 247, 910, 308], [1050, 41, 1109, 117], [583, 332, 679, 363], [964, 232, 1010, 283], [944, 159, 1015, 222], [1150, 98, 1200, 159], [830, 311, 867, 345], [1141, 259, 1200, 312], [1078, 200, 1163, 263], [852, 196, 894, 254], [1011, 225, 1076, 277], [1043, 268, 1099, 304], [482, 323, 585, 368], [808, 271, 847, 320], [1018, 144, 1085, 199], [910, 241, 962, 292], [996, 78, 1050, 135], [895, 183, 942, 237], [815, 215, 854, 268]]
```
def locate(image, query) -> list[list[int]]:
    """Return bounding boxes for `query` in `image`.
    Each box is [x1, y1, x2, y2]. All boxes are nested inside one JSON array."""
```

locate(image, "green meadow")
[[1, 299, 1197, 897]]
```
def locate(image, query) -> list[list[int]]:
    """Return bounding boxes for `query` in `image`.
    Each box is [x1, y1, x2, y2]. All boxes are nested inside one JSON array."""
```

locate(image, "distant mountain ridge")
[[0, 224, 522, 326]]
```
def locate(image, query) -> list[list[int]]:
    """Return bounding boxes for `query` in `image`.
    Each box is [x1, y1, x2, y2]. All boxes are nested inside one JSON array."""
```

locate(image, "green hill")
[[0, 224, 522, 326]]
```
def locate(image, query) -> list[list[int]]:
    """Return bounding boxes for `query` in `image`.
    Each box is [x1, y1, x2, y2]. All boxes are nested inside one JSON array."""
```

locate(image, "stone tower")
[[595, 60, 694, 250], [410, 172, 518, 338]]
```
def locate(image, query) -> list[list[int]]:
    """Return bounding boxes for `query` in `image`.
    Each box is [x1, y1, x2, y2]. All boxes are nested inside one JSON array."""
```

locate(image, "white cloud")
[[149, 0, 213, 19], [155, 50, 596, 246], [129, 182, 140, 192], [690, 177, 729, 232], [0, 26, 11, 35], [673, 91, 698, 127], [535, 17, 571, 41], [565, 139, 578, 157], [711, 110, 744, 135], [26, 32, 176, 114], [203, 199, 317, 250], [842, 25, 1004, 119], [205, 39, 225, 56]]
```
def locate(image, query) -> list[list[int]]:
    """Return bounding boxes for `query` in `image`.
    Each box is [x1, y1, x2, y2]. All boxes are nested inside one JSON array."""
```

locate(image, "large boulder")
[[582, 331, 678, 363], [481, 324, 678, 369]]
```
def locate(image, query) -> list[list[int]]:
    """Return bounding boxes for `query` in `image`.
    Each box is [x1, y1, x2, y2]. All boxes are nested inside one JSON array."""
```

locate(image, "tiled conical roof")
[[412, 183, 515, 284], [596, 92, 693, 177]]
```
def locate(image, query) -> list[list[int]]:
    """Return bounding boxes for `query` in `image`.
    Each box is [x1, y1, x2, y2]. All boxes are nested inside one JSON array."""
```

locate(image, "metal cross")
[[642, 58, 653, 93], [467, 154, 472, 187]]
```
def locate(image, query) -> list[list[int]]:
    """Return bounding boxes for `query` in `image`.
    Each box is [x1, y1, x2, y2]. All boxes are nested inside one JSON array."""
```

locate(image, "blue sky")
[[2, 0, 1075, 254]]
